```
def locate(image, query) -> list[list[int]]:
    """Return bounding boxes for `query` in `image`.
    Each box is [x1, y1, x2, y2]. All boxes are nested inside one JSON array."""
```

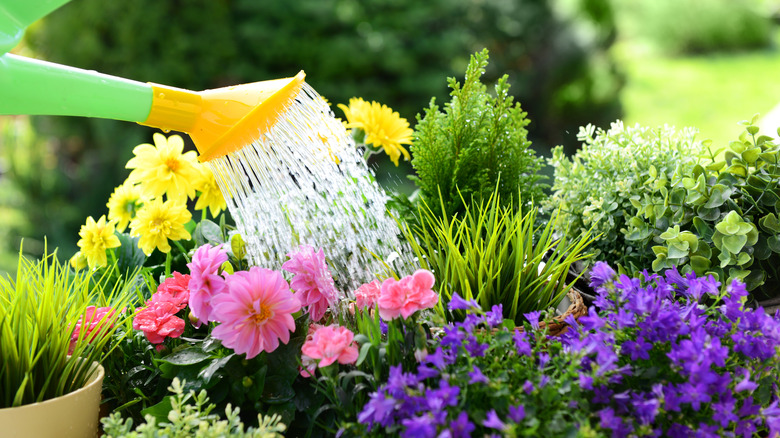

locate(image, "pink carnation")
[[69, 306, 116, 354], [282, 245, 339, 322], [132, 301, 186, 344], [187, 244, 229, 325], [152, 272, 191, 310], [353, 280, 381, 310], [211, 267, 301, 359], [300, 324, 359, 368], [377, 269, 438, 320]]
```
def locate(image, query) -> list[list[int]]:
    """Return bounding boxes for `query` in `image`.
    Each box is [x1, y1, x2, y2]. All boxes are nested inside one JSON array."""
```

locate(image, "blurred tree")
[[17, 0, 622, 259]]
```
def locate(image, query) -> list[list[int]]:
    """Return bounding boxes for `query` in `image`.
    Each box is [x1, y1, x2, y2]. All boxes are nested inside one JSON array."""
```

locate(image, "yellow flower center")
[[165, 157, 180, 173], [251, 304, 272, 324], [151, 218, 171, 235]]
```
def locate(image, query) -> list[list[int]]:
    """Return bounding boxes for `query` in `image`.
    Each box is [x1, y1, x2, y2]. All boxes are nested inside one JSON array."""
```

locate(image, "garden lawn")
[[617, 41, 780, 147]]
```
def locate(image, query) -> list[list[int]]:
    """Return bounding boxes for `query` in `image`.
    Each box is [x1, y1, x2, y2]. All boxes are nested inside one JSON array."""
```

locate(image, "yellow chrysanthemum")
[[77, 215, 121, 269], [125, 133, 201, 203], [106, 180, 145, 232], [69, 251, 88, 271], [338, 98, 412, 166], [129, 198, 192, 255], [194, 166, 227, 217]]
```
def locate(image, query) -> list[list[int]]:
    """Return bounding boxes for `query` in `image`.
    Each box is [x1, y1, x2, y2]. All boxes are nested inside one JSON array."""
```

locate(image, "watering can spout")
[[0, 0, 307, 161], [0, 53, 306, 161]]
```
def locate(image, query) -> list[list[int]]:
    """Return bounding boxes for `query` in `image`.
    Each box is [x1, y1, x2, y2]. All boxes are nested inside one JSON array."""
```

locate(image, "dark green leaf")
[[115, 232, 146, 272], [198, 354, 234, 384], [158, 347, 213, 366], [194, 220, 224, 246], [703, 184, 731, 208]]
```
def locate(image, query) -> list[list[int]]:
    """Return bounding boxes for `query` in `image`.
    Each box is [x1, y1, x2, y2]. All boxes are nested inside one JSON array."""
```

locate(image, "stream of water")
[[206, 83, 410, 291]]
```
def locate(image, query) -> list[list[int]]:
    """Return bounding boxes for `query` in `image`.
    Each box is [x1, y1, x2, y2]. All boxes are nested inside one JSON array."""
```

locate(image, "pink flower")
[[282, 245, 339, 322], [299, 323, 324, 377], [133, 301, 186, 344], [300, 324, 359, 368], [152, 272, 191, 310], [69, 306, 116, 354], [211, 267, 301, 359], [187, 244, 229, 325], [354, 280, 381, 310], [377, 269, 438, 320]]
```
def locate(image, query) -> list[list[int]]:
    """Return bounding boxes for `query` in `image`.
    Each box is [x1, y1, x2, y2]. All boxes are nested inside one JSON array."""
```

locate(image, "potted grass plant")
[[0, 246, 136, 438]]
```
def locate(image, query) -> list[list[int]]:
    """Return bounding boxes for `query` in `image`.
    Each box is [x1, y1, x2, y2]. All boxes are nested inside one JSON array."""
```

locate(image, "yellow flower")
[[77, 215, 121, 269], [129, 198, 192, 255], [69, 251, 88, 271], [126, 133, 201, 203], [194, 166, 227, 217], [106, 180, 145, 232], [338, 98, 412, 166]]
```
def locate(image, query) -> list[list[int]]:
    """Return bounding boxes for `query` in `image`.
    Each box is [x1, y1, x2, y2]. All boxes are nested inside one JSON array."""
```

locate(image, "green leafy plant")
[[0, 245, 135, 408], [545, 121, 705, 272], [626, 118, 780, 298], [101, 378, 287, 438], [410, 49, 546, 221], [405, 186, 595, 324]]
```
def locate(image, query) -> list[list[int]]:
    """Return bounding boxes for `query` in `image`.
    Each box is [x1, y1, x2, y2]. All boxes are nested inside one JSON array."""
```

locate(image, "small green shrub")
[[101, 379, 287, 438], [405, 186, 595, 324], [411, 49, 546, 221], [626, 118, 780, 298], [545, 121, 704, 271], [624, 0, 773, 54]]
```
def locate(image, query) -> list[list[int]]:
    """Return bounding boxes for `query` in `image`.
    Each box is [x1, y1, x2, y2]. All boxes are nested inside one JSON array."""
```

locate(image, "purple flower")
[[679, 382, 711, 411], [468, 365, 489, 385], [522, 380, 535, 394], [513, 330, 532, 356], [523, 311, 542, 330], [448, 412, 475, 438], [358, 391, 396, 429], [508, 405, 525, 423], [482, 410, 505, 430], [380, 319, 388, 335], [579, 307, 606, 331], [589, 261, 616, 288], [448, 292, 480, 311], [440, 324, 464, 349], [464, 335, 488, 357], [401, 414, 437, 438], [485, 304, 503, 328], [621, 336, 652, 361], [734, 369, 758, 393]]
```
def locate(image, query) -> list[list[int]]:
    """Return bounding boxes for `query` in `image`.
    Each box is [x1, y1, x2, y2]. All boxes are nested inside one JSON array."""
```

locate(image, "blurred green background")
[[1, 0, 779, 276]]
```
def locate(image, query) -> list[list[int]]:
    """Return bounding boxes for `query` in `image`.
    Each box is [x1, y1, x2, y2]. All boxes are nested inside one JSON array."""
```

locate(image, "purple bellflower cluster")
[[357, 262, 780, 437]]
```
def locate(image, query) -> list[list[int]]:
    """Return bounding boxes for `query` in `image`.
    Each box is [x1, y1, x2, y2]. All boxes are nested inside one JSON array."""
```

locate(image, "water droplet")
[[158, 93, 165, 99]]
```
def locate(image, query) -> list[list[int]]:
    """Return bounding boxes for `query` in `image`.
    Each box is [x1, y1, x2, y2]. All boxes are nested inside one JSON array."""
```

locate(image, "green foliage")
[[405, 186, 595, 325], [621, 0, 773, 54], [411, 49, 546, 220], [545, 121, 704, 271], [0, 245, 136, 408], [626, 118, 780, 298], [101, 378, 287, 438]]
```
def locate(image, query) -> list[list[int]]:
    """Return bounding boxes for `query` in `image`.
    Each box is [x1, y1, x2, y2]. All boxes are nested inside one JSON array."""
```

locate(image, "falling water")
[[206, 83, 411, 290]]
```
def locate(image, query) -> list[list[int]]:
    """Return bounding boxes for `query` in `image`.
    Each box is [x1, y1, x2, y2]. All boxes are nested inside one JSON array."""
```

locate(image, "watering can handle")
[[0, 53, 155, 122]]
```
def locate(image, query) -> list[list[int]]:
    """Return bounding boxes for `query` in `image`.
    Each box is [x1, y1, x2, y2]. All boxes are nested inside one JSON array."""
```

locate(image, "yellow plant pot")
[[0, 363, 105, 438]]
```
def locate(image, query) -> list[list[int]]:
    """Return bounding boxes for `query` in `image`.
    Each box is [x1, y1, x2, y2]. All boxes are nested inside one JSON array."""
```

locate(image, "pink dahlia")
[[377, 269, 438, 320], [300, 324, 359, 368], [187, 244, 229, 324], [282, 245, 339, 322], [132, 301, 186, 344], [299, 323, 324, 377], [353, 279, 381, 310], [211, 267, 301, 359], [152, 271, 191, 310], [69, 306, 116, 354]]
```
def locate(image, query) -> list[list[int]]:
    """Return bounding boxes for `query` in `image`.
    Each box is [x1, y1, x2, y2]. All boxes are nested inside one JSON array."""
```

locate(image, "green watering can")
[[0, 0, 306, 161]]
